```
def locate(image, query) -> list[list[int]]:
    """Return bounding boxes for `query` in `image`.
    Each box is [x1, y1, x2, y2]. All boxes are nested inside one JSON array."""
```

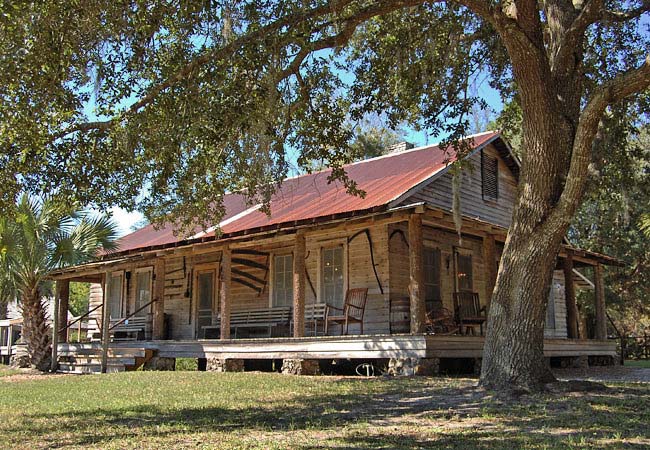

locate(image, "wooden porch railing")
[[108, 299, 157, 332], [58, 303, 103, 341]]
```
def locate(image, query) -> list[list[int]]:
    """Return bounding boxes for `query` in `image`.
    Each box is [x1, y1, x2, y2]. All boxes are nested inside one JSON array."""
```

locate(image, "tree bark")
[[152, 259, 166, 340], [220, 246, 232, 340], [20, 289, 52, 371], [408, 214, 426, 334], [293, 231, 306, 338]]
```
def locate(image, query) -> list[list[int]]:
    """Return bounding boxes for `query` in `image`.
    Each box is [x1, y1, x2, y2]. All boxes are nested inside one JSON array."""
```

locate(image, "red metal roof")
[[114, 132, 500, 253]]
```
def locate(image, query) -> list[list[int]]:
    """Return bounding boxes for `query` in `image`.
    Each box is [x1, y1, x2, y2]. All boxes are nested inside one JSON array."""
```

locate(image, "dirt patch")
[[554, 365, 650, 383], [0, 368, 72, 383]]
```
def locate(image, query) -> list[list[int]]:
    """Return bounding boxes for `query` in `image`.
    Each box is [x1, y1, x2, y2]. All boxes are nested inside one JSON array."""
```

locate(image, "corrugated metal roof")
[[114, 131, 500, 253]]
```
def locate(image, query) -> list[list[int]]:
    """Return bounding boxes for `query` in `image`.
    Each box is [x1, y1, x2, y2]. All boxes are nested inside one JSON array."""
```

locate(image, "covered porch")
[[49, 206, 621, 373]]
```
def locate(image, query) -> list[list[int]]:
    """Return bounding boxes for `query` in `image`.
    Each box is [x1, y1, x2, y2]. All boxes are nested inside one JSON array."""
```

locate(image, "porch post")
[[594, 263, 607, 340], [50, 283, 61, 372], [101, 273, 110, 373], [152, 258, 166, 340], [293, 230, 306, 337], [563, 254, 579, 339], [220, 246, 232, 339], [57, 279, 70, 342], [408, 214, 426, 334], [482, 234, 497, 308]]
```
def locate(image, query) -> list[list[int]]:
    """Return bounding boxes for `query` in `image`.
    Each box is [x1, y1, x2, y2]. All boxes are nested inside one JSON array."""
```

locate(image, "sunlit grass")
[[0, 370, 648, 449]]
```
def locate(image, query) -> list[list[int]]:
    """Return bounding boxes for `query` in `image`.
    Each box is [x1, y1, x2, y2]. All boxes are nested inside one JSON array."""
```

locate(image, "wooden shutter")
[[481, 150, 499, 201]]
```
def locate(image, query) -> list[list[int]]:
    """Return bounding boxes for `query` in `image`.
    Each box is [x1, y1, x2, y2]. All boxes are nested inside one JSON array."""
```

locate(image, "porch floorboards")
[[60, 335, 617, 360]]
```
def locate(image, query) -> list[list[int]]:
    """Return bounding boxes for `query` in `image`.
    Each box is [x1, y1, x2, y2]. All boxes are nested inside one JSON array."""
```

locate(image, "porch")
[[49, 207, 621, 373], [55, 333, 617, 375]]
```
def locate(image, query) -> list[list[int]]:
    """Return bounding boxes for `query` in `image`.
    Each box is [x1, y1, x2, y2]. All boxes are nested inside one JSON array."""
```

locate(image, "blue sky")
[[106, 76, 504, 237]]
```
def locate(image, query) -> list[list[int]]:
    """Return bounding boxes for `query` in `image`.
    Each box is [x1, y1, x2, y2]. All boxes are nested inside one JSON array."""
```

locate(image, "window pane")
[[198, 272, 214, 311], [135, 270, 152, 317], [273, 254, 293, 307], [322, 246, 344, 307]]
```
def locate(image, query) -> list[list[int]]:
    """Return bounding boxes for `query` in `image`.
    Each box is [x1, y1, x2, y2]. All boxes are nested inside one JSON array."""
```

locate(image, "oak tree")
[[1, 1, 649, 390]]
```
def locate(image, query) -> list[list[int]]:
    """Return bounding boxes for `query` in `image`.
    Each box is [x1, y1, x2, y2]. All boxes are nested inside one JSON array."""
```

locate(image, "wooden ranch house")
[[50, 131, 620, 375]]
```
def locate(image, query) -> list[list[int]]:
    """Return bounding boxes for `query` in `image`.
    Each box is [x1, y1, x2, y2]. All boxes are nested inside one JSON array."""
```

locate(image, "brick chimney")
[[387, 141, 415, 153]]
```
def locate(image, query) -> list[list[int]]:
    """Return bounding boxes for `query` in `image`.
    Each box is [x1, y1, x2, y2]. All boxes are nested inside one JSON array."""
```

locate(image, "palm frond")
[[640, 214, 650, 238]]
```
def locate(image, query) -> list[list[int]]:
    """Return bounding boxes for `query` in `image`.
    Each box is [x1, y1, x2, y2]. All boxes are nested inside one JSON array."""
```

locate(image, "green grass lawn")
[[625, 359, 650, 368], [0, 366, 648, 449]]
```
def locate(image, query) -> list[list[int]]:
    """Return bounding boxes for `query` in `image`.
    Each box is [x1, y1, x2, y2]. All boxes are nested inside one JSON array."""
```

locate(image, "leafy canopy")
[[0, 1, 648, 232]]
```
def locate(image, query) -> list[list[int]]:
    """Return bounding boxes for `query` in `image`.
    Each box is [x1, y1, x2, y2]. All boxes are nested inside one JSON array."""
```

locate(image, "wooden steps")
[[57, 343, 154, 374]]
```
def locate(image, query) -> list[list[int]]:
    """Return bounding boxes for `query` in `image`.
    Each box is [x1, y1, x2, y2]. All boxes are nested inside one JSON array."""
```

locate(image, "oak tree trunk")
[[480, 111, 578, 390], [20, 291, 52, 371]]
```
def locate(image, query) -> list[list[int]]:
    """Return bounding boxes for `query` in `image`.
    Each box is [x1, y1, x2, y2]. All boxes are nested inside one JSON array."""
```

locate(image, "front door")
[[195, 267, 218, 338]]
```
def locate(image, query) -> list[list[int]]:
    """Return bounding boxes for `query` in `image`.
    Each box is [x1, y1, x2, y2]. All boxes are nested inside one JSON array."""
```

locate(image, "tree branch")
[[551, 0, 603, 73], [601, 0, 650, 22], [52, 0, 365, 140], [547, 55, 650, 227]]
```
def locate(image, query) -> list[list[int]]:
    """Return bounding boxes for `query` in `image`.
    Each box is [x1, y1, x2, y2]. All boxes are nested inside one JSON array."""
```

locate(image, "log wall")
[[157, 222, 391, 339]]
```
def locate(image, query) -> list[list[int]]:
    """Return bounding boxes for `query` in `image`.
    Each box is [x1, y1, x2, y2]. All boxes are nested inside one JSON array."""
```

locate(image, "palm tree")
[[0, 195, 118, 370]]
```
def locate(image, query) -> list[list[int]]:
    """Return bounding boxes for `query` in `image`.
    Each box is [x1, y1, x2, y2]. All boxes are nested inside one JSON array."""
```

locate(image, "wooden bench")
[[110, 316, 151, 341], [202, 306, 292, 339]]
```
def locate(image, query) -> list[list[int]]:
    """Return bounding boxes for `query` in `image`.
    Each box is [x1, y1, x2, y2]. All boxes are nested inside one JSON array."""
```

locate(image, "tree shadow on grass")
[[6, 380, 650, 448]]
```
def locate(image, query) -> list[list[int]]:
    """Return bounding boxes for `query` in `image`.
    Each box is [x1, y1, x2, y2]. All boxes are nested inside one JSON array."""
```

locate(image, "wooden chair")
[[425, 307, 459, 335], [325, 288, 369, 335], [453, 292, 487, 335]]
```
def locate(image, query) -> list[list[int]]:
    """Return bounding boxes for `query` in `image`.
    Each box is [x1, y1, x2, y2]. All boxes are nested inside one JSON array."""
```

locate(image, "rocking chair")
[[324, 288, 369, 335]]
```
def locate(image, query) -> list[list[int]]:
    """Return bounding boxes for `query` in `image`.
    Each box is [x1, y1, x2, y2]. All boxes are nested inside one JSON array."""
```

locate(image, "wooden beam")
[[594, 263, 607, 340], [408, 214, 426, 334], [220, 246, 232, 339], [152, 259, 166, 340], [57, 279, 70, 342], [101, 273, 110, 373], [293, 231, 306, 338], [50, 285, 60, 373], [482, 234, 497, 308], [563, 255, 579, 339]]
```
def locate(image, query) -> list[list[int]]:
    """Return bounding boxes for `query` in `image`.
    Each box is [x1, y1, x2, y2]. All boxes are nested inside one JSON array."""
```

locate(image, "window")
[[321, 246, 344, 308], [134, 268, 152, 317], [456, 253, 473, 292], [107, 272, 124, 319], [481, 150, 499, 201], [273, 254, 294, 307], [424, 248, 442, 314]]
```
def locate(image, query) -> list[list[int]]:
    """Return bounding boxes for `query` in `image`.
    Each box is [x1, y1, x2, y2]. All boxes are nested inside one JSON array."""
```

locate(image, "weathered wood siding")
[[88, 282, 103, 334], [159, 223, 391, 339], [545, 271, 568, 339], [389, 223, 488, 313], [403, 144, 517, 228], [388, 223, 568, 338]]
